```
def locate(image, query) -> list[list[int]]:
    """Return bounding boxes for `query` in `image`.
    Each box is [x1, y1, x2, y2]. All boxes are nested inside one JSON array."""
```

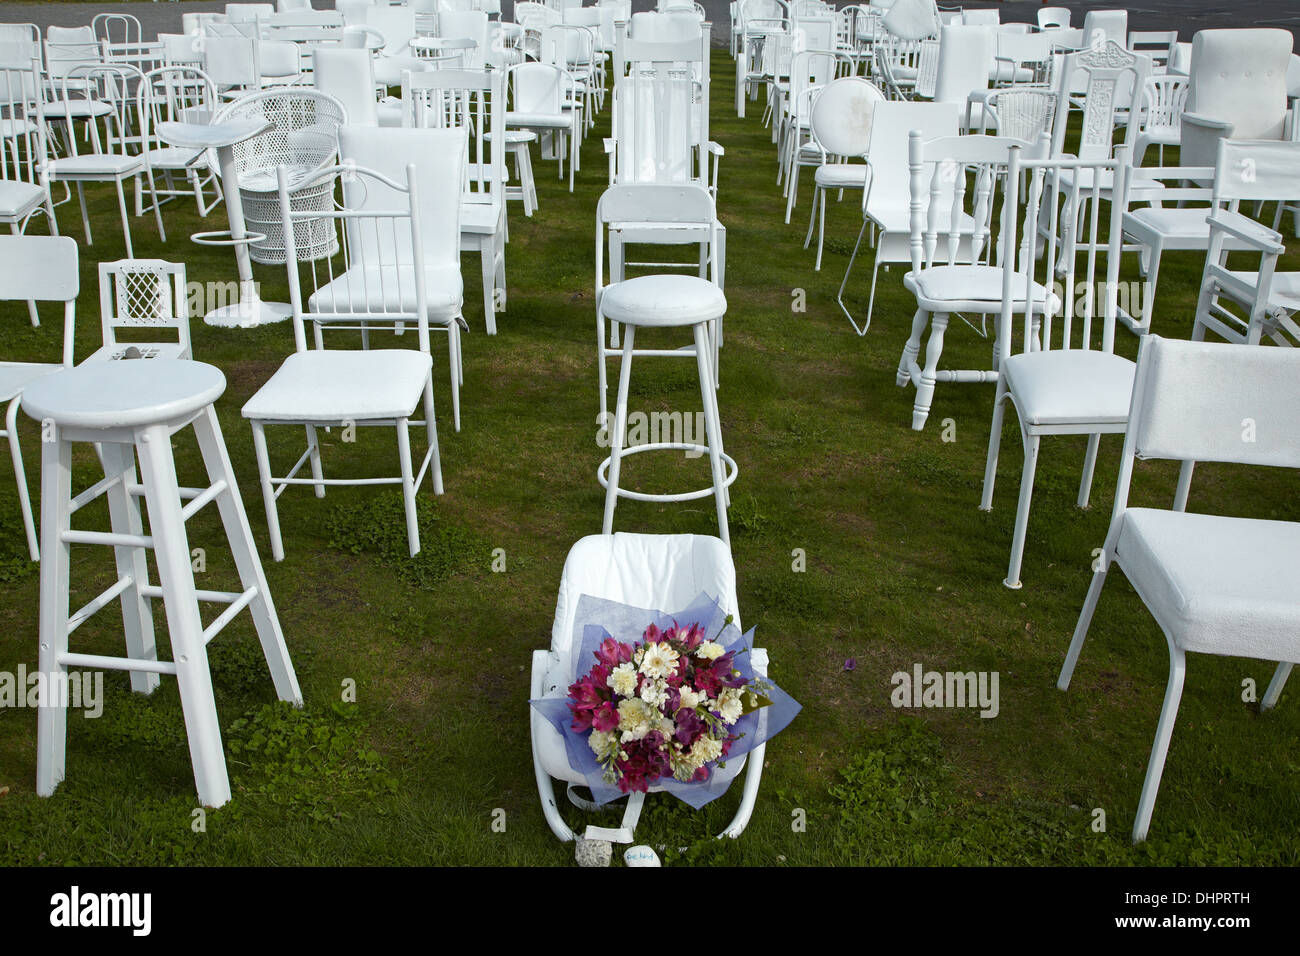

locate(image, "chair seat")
[[21, 360, 225, 429], [507, 111, 572, 130], [814, 164, 867, 188], [308, 263, 464, 319], [45, 154, 143, 177], [601, 274, 726, 328], [1058, 166, 1167, 198], [904, 264, 1060, 313], [42, 100, 113, 121], [460, 200, 503, 236], [241, 349, 433, 422], [83, 343, 191, 364], [0, 180, 46, 219], [0, 362, 63, 405], [1116, 507, 1300, 661], [1228, 270, 1300, 312], [1002, 349, 1135, 426]]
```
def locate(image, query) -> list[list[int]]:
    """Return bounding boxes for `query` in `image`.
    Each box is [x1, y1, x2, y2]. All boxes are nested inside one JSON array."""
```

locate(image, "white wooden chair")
[[86, 259, 192, 364], [0, 60, 58, 328], [1058, 335, 1300, 842]]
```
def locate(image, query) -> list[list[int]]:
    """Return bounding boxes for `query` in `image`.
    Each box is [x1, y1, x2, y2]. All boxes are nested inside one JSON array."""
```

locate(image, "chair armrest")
[[603, 137, 614, 154], [1181, 111, 1234, 167], [1206, 209, 1286, 256]]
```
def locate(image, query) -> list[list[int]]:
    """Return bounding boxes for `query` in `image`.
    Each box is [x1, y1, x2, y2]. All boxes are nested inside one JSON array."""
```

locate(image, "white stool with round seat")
[[24, 359, 302, 808]]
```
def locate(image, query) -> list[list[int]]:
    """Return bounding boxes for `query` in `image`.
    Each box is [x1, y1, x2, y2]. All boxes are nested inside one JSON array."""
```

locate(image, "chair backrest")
[[0, 24, 41, 71], [997, 144, 1128, 362], [202, 34, 261, 89], [880, 0, 939, 41], [987, 88, 1057, 142], [961, 10, 998, 27], [609, 38, 705, 186], [1037, 7, 1070, 30], [401, 68, 505, 210], [93, 13, 143, 48], [1128, 31, 1177, 73], [439, 10, 489, 69], [508, 60, 571, 116], [45, 26, 101, 81], [1050, 41, 1147, 161], [1080, 9, 1127, 51], [596, 183, 719, 291], [1185, 29, 1292, 142], [226, 4, 274, 23], [864, 100, 958, 214], [1125, 335, 1300, 471], [367, 7, 417, 54], [338, 125, 465, 270], [993, 29, 1052, 86], [934, 24, 992, 106], [0, 60, 42, 186], [214, 88, 346, 182], [49, 65, 145, 160], [0, 235, 78, 368], [809, 75, 884, 157], [313, 47, 378, 125], [97, 259, 191, 358], [139, 66, 219, 151]]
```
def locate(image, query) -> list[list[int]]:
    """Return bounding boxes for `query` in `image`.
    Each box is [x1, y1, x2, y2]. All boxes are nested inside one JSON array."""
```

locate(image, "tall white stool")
[[505, 129, 539, 216], [24, 359, 302, 808], [597, 275, 737, 544]]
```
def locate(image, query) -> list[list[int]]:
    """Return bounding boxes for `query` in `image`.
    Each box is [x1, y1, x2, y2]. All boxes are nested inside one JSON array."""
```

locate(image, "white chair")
[[801, 76, 884, 271], [735, 0, 788, 119], [980, 146, 1132, 590], [312, 47, 378, 126], [136, 66, 224, 219], [894, 130, 1039, 431], [0, 60, 58, 328], [530, 532, 767, 843], [838, 99, 958, 335], [86, 259, 192, 364], [1180, 29, 1293, 168], [40, 65, 167, 258], [1, 236, 78, 562], [1131, 73, 1188, 167], [1037, 7, 1070, 30], [1191, 139, 1300, 348], [1128, 31, 1178, 74], [1057, 335, 1300, 842], [403, 68, 508, 336], [1080, 9, 1127, 51], [930, 24, 993, 130], [507, 61, 579, 194], [242, 144, 460, 561]]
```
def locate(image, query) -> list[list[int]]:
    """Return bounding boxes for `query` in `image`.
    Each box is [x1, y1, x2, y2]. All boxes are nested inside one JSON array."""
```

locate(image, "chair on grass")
[[1057, 335, 1300, 842], [241, 139, 464, 560], [86, 259, 192, 364], [0, 235, 78, 561], [530, 532, 767, 843]]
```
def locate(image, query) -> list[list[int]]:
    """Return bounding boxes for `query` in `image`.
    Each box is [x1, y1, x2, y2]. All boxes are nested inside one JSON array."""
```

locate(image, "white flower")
[[608, 662, 638, 698], [678, 686, 703, 711], [617, 699, 653, 740], [639, 678, 668, 708], [690, 735, 723, 765], [639, 642, 679, 680], [717, 689, 744, 725], [588, 730, 617, 761], [695, 641, 724, 661]]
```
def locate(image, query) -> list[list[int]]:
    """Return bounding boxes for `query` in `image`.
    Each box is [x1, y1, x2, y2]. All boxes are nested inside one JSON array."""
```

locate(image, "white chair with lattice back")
[[86, 260, 193, 364]]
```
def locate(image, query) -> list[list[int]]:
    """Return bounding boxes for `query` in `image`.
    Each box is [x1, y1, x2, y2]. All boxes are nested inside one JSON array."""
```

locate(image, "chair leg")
[[35, 431, 72, 797], [784, 159, 799, 225], [602, 326, 635, 535], [304, 424, 325, 498], [1132, 645, 1186, 843], [422, 376, 444, 495], [145, 170, 167, 242], [249, 420, 285, 562], [814, 189, 828, 272], [10, 222, 39, 326], [75, 183, 92, 245], [396, 417, 420, 557], [1057, 555, 1112, 690], [1261, 662, 1292, 710], [114, 178, 135, 258], [804, 185, 820, 250], [449, 324, 462, 433], [7, 397, 38, 561], [1077, 433, 1101, 509], [596, 305, 609, 422], [1172, 460, 1195, 512], [99, 441, 159, 695], [1004, 430, 1040, 589], [897, 307, 928, 387], [979, 376, 1009, 512], [695, 322, 730, 546], [480, 236, 497, 335]]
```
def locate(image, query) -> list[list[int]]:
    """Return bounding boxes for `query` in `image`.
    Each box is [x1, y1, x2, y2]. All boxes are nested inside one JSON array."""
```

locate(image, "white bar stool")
[[24, 359, 302, 808], [597, 274, 737, 544]]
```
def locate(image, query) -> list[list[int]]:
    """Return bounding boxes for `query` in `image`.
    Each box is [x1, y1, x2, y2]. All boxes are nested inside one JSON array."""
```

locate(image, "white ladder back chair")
[[1058, 335, 1300, 842]]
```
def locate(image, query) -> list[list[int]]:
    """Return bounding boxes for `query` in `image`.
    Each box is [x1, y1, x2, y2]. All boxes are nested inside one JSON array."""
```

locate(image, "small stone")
[[123, 346, 142, 360], [623, 845, 661, 867], [575, 836, 612, 867]]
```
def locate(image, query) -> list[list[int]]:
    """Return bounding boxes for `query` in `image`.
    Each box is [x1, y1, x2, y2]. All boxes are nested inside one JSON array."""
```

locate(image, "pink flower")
[[592, 701, 619, 732]]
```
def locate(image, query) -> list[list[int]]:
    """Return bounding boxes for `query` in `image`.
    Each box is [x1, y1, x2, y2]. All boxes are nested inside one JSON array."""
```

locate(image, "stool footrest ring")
[[597, 442, 738, 503], [190, 229, 266, 248]]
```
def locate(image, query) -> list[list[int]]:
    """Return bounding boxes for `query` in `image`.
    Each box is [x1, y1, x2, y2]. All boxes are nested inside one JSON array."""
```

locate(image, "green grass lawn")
[[1, 52, 1298, 866]]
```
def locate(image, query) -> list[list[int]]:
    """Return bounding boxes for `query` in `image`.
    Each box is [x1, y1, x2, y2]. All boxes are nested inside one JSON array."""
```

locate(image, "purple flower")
[[844, 658, 857, 672]]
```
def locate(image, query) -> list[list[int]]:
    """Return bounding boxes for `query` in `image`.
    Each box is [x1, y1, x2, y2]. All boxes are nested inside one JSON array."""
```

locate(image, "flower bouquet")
[[531, 591, 800, 809]]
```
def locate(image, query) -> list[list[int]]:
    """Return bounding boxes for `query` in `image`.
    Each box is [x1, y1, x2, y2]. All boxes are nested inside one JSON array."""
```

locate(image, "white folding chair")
[[1058, 335, 1300, 842]]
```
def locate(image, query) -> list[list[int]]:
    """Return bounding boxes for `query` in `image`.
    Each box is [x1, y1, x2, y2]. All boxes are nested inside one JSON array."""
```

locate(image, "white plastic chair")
[[530, 533, 767, 843], [1131, 74, 1187, 167], [86, 259, 192, 364], [1079, 9, 1127, 52], [1037, 7, 1070, 31], [979, 145, 1134, 590], [1058, 334, 1300, 842], [402, 68, 508, 336], [0, 235, 77, 561], [242, 142, 461, 560]]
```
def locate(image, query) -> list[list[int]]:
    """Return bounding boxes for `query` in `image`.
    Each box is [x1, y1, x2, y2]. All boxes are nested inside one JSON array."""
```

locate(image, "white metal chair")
[[0, 235, 78, 561], [508, 61, 579, 193], [136, 66, 224, 219], [1057, 334, 1300, 842], [402, 68, 508, 335], [530, 532, 767, 843], [86, 259, 192, 364], [802, 76, 884, 271], [979, 146, 1133, 590], [0, 60, 58, 328], [40, 64, 167, 258], [242, 146, 459, 561]]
